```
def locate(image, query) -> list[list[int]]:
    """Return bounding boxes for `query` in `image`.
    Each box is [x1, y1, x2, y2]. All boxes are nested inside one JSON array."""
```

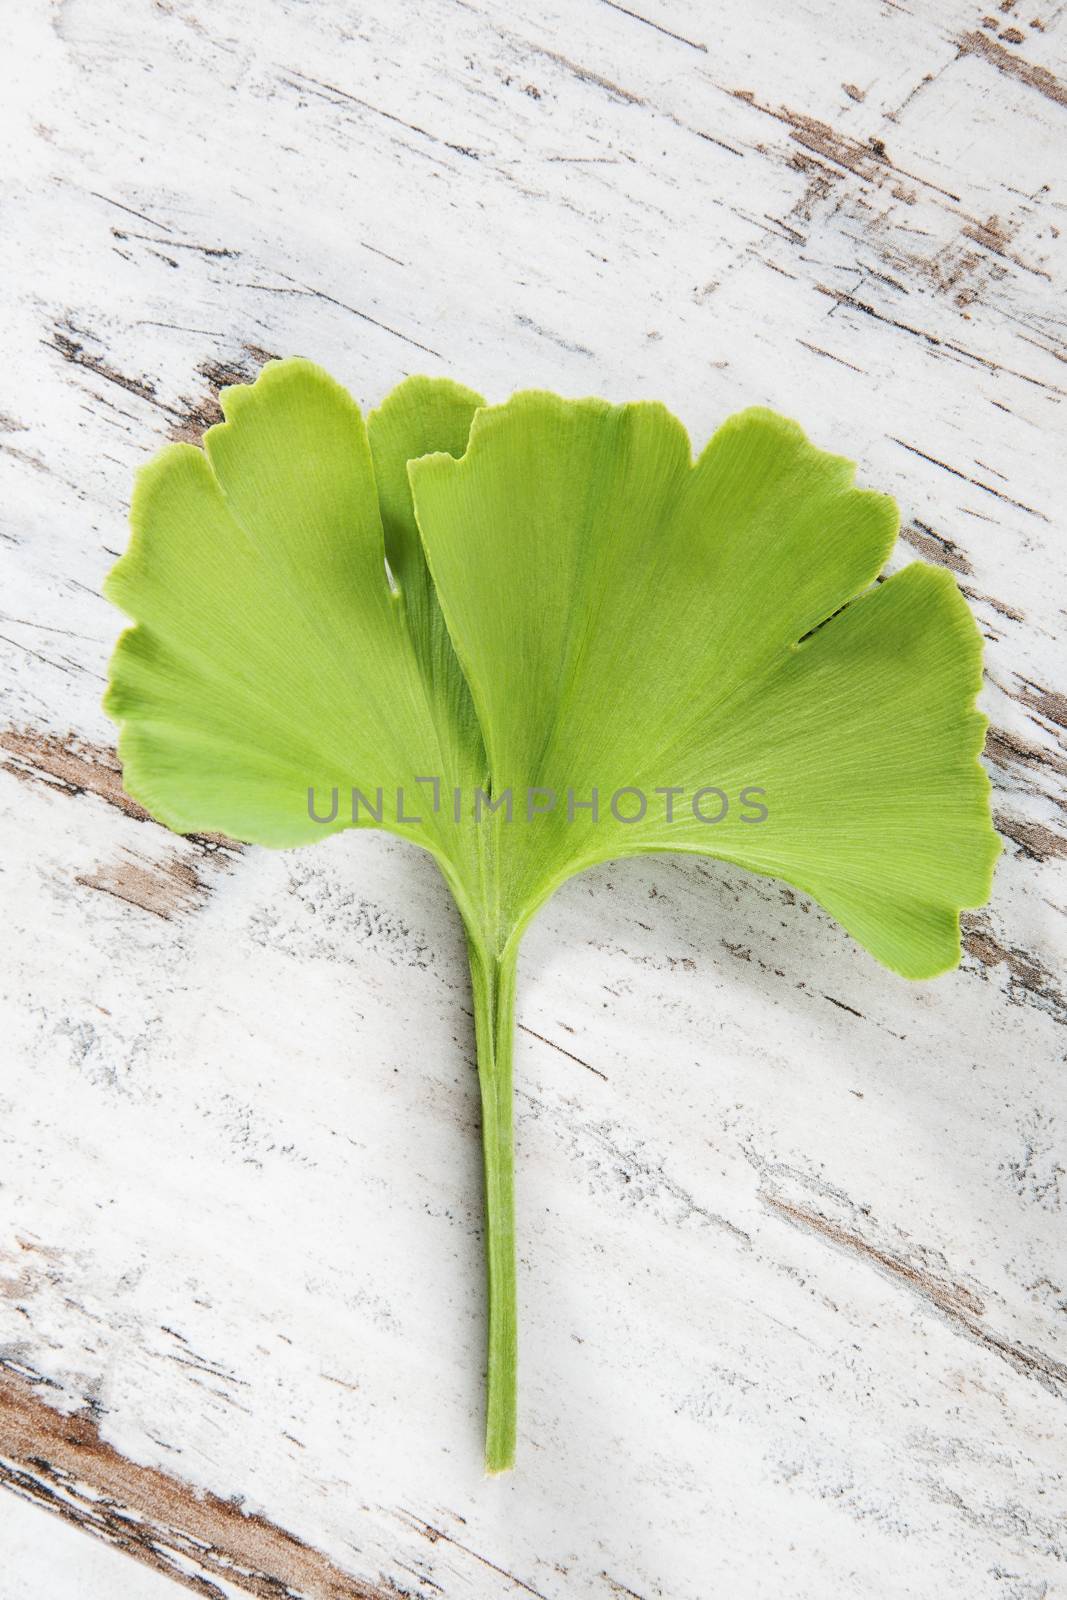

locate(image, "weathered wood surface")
[[1, 1, 1065, 1596]]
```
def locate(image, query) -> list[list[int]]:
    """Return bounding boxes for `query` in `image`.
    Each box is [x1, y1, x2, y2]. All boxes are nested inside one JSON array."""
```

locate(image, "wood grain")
[[1, 1, 1065, 1596]]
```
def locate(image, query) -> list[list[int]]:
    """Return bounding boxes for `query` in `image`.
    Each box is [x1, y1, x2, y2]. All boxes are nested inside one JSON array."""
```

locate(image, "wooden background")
[[2, 2, 1065, 1596]]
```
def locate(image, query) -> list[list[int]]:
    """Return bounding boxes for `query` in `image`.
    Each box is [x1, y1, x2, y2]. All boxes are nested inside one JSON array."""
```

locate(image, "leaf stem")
[[468, 936, 518, 1473]]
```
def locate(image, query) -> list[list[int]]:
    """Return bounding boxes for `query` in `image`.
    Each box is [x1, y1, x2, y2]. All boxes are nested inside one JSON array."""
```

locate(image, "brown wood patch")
[[75, 850, 208, 919], [0, 1364, 389, 1600], [0, 726, 241, 851]]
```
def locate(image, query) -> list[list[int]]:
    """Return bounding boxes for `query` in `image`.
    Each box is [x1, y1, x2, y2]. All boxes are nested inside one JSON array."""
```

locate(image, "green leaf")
[[368, 374, 488, 797], [410, 394, 997, 979], [106, 362, 480, 866], [104, 359, 999, 1472]]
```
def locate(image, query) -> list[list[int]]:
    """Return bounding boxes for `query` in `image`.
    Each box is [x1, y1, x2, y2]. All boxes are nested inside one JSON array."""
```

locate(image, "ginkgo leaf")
[[106, 362, 478, 864], [409, 394, 997, 979], [104, 358, 999, 1474], [368, 374, 488, 796]]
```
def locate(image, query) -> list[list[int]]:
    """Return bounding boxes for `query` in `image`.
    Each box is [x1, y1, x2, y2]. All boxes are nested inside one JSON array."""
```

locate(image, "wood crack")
[[817, 287, 1065, 403], [240, 279, 442, 358], [889, 436, 1051, 516], [598, 0, 707, 52], [763, 1196, 1067, 1401], [46, 327, 182, 418], [399, 1510, 551, 1600], [517, 1021, 608, 1080], [962, 914, 1066, 1025]]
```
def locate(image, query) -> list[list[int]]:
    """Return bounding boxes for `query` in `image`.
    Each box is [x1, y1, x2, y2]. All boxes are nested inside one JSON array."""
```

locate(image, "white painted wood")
[[1, 2, 1065, 1597]]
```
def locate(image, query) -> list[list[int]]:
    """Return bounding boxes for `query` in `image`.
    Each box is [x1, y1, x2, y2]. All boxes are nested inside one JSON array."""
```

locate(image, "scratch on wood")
[[507, 38, 645, 105], [281, 67, 480, 162], [963, 213, 1017, 255], [518, 1022, 608, 1080], [959, 584, 1024, 623], [889, 436, 1051, 516], [500, 26, 742, 154], [602, 1577, 649, 1600], [399, 1509, 551, 1599], [514, 312, 595, 357], [110, 229, 240, 260], [822, 993, 864, 1019], [796, 339, 866, 372], [818, 286, 1065, 402], [959, 216, 1052, 282], [46, 325, 176, 415], [958, 29, 1067, 108], [89, 191, 175, 233], [731, 92, 962, 201], [962, 914, 1066, 1024], [0, 1365, 389, 1600], [241, 278, 442, 358], [763, 1195, 1067, 1399], [599, 0, 707, 52], [282, 66, 432, 133]]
